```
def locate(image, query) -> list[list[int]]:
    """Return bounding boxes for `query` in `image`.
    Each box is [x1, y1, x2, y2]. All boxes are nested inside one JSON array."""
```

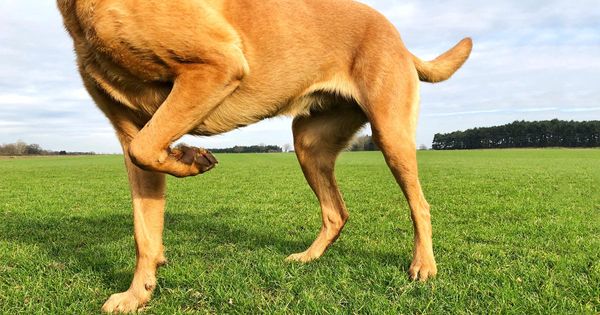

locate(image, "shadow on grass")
[[1, 210, 412, 291]]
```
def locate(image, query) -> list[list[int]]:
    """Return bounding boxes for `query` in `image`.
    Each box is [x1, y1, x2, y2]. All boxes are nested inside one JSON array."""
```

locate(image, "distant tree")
[[14, 140, 27, 155], [25, 144, 43, 155], [0, 143, 17, 155], [418, 144, 428, 151], [282, 143, 292, 152], [0, 140, 99, 156]]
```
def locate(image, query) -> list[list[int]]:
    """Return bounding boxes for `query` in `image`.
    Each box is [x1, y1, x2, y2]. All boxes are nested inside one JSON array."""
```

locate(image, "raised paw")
[[170, 145, 218, 175], [101, 290, 149, 313]]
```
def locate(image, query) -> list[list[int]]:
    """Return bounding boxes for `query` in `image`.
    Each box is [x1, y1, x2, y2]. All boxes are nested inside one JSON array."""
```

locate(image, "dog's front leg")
[[80, 77, 168, 312], [128, 52, 247, 178], [101, 150, 167, 313]]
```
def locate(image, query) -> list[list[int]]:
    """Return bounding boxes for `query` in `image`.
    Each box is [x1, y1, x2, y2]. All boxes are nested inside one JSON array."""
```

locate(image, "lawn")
[[0, 150, 599, 314]]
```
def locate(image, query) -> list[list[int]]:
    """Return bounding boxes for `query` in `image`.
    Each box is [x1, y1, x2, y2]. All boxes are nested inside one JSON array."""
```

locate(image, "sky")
[[0, 1, 599, 153]]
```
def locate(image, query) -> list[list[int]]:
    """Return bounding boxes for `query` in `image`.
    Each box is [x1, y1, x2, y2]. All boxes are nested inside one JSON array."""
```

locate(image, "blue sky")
[[0, 0, 599, 153]]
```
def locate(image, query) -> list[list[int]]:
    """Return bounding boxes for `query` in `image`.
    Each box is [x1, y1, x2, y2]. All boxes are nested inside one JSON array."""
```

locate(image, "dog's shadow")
[[1, 209, 411, 291]]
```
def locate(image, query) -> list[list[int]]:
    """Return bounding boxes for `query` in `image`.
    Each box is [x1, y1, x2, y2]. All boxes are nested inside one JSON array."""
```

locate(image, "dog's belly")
[[190, 88, 293, 136], [190, 76, 360, 136]]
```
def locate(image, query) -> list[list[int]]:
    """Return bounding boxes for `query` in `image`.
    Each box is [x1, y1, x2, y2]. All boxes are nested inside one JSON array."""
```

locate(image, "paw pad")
[[170, 145, 218, 173]]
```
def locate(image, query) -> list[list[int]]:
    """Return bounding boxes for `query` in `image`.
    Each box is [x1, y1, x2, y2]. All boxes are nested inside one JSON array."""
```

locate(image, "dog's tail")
[[412, 37, 473, 83]]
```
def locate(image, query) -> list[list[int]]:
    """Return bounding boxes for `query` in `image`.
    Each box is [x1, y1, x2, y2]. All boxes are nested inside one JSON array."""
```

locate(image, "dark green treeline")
[[432, 119, 600, 150]]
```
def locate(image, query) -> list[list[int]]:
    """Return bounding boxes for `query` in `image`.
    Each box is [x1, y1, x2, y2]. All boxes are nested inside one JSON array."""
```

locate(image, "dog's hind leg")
[[286, 105, 367, 262], [361, 58, 437, 281]]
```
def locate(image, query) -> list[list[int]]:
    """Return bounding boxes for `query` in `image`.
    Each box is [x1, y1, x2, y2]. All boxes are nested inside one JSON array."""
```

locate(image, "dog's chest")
[[80, 53, 173, 117], [60, 1, 174, 117]]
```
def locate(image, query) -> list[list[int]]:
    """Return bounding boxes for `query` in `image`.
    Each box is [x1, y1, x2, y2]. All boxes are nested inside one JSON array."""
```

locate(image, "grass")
[[0, 149, 599, 314]]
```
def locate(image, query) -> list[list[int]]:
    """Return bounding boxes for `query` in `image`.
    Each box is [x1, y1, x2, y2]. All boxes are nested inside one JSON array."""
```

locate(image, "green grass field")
[[1, 149, 599, 314]]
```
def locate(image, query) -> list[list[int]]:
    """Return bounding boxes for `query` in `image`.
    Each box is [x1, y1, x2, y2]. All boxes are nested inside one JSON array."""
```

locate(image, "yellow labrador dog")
[[57, 0, 471, 312]]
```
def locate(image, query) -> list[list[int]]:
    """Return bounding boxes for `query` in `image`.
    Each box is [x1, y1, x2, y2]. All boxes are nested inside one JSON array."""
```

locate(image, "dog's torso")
[[58, 0, 397, 135]]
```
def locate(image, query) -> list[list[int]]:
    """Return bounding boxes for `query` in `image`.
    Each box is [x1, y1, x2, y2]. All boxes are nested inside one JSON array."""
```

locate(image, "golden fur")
[[57, 0, 472, 312]]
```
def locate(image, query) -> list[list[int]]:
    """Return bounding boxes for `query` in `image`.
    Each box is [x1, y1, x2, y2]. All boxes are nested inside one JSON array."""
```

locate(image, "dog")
[[57, 0, 472, 312]]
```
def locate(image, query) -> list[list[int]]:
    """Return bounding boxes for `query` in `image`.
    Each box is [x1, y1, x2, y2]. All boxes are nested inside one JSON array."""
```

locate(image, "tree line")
[[209, 137, 383, 153], [209, 144, 283, 153], [432, 119, 600, 150], [15, 119, 593, 156], [1, 141, 285, 155], [349, 136, 434, 151], [0, 141, 96, 156]]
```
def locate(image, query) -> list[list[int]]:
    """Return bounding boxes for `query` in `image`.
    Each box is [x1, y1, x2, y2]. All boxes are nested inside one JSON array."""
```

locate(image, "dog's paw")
[[101, 290, 149, 313], [408, 256, 437, 281], [285, 251, 319, 263], [169, 145, 218, 175]]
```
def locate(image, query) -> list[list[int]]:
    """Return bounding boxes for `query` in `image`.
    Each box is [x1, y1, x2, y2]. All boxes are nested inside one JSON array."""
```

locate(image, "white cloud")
[[0, 94, 40, 105]]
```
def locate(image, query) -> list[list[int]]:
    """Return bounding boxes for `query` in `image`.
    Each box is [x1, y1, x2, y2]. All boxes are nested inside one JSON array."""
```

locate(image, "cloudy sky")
[[1, 1, 599, 153]]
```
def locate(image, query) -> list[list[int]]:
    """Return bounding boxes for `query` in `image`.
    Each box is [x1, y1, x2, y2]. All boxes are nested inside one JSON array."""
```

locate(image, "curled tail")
[[413, 37, 473, 83]]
